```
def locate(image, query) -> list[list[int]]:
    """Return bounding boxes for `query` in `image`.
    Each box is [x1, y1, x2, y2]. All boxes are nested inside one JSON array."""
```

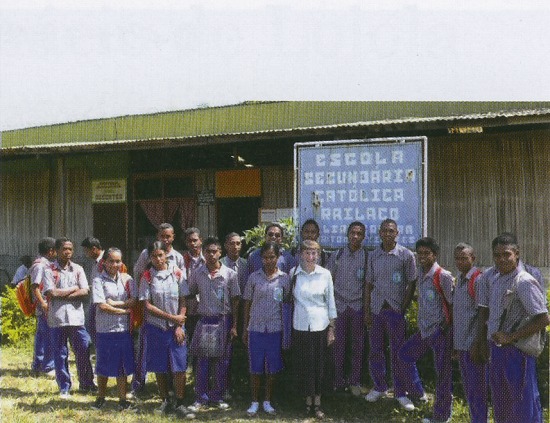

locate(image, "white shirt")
[[292, 264, 337, 332]]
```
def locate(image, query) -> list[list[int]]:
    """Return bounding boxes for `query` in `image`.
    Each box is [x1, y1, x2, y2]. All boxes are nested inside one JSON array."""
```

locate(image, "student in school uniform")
[[364, 219, 425, 411], [186, 237, 240, 413], [90, 248, 136, 411], [452, 243, 487, 423], [139, 241, 195, 419], [242, 242, 290, 417], [182, 227, 205, 346], [30, 238, 56, 376], [43, 237, 96, 398], [478, 234, 549, 423], [132, 223, 183, 394], [326, 221, 367, 396], [399, 237, 453, 423], [246, 223, 297, 276], [293, 219, 330, 267]]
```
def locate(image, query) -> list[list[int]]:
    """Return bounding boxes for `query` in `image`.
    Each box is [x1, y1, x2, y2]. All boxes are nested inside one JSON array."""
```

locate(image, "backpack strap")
[[467, 269, 482, 300], [433, 266, 452, 324]]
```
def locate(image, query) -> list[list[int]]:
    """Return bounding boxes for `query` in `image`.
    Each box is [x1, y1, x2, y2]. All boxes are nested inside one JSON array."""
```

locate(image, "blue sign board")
[[296, 138, 426, 249]]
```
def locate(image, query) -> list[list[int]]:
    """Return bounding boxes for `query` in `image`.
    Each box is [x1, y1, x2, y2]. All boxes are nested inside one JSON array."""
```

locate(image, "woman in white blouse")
[[292, 240, 337, 419]]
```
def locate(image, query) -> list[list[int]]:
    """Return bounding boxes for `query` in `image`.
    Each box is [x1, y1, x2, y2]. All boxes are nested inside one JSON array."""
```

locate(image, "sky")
[[1, 0, 549, 131]]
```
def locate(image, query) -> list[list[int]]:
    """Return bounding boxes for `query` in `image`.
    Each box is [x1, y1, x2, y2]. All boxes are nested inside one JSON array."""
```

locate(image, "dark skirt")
[[293, 328, 328, 397]]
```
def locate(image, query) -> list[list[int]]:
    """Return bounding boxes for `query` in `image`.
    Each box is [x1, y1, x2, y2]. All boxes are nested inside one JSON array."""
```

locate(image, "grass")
[[0, 339, 548, 422]]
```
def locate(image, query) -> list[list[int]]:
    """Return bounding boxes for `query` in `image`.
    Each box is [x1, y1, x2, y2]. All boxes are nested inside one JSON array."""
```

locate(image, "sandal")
[[314, 406, 325, 420]]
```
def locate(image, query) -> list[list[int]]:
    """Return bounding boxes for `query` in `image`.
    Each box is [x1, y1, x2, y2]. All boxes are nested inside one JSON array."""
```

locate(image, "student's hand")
[[41, 303, 48, 314], [491, 331, 514, 346], [230, 326, 238, 340], [327, 326, 335, 346], [242, 330, 248, 347], [174, 326, 185, 345], [470, 340, 489, 364], [173, 314, 186, 326]]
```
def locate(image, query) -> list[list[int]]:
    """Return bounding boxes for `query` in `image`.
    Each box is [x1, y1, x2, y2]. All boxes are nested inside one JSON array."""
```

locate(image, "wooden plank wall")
[[428, 128, 550, 269]]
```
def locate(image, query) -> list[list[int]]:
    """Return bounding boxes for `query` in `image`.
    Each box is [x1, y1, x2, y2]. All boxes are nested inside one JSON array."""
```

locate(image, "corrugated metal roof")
[[2, 101, 550, 155]]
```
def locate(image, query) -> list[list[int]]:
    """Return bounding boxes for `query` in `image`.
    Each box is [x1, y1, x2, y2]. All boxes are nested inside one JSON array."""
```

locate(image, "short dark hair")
[[347, 221, 366, 234], [147, 240, 167, 256], [260, 241, 281, 257], [103, 247, 122, 261], [455, 242, 474, 255], [301, 219, 320, 232], [415, 237, 440, 255], [185, 227, 201, 239], [55, 237, 72, 250], [380, 219, 397, 229], [492, 233, 519, 251], [265, 223, 284, 237], [203, 236, 222, 251], [224, 232, 241, 243], [38, 237, 56, 255], [158, 223, 174, 233], [81, 236, 102, 249]]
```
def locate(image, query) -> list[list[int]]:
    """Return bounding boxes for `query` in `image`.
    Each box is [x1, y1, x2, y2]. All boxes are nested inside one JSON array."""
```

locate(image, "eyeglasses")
[[267, 232, 282, 238]]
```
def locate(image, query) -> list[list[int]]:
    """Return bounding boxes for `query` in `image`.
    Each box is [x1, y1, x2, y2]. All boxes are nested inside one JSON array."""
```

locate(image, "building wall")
[[427, 128, 550, 270]]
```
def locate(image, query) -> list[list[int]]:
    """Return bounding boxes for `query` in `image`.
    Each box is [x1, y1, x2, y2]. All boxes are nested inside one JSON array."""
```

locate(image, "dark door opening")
[[217, 197, 261, 256]]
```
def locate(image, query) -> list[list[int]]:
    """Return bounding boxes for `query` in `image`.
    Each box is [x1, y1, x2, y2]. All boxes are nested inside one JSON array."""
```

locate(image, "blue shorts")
[[248, 331, 283, 375], [96, 331, 135, 377], [145, 323, 188, 373]]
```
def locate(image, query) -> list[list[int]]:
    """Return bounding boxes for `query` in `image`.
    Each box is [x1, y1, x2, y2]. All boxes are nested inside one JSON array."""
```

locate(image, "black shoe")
[[91, 397, 105, 410], [118, 400, 137, 412], [79, 384, 98, 394]]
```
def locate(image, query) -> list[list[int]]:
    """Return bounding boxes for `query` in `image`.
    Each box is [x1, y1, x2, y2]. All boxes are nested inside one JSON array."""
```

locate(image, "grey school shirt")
[[187, 263, 240, 317], [30, 256, 51, 317], [452, 267, 482, 350], [43, 260, 89, 328], [326, 246, 367, 313], [484, 268, 547, 340], [243, 269, 290, 333], [417, 262, 453, 339], [221, 256, 248, 294], [367, 243, 417, 314], [93, 271, 136, 333], [139, 267, 188, 330]]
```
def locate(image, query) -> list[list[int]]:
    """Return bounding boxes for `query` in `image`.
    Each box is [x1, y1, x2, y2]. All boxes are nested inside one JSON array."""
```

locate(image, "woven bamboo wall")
[[428, 128, 550, 269]]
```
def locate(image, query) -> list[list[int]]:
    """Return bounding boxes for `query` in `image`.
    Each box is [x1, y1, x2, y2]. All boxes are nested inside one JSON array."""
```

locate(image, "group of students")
[[24, 219, 548, 422]]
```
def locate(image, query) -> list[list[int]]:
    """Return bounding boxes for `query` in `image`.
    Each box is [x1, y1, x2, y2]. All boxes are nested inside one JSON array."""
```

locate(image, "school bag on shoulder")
[[15, 274, 36, 317], [433, 267, 452, 325], [500, 270, 547, 357], [15, 259, 49, 317], [467, 269, 482, 300], [121, 273, 143, 331]]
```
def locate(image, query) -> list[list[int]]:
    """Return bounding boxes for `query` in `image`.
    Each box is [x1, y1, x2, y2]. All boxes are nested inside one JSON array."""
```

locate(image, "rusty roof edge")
[[2, 108, 550, 155]]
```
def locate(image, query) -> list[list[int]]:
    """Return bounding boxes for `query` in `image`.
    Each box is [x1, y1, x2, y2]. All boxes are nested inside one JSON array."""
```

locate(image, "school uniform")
[[187, 263, 240, 403], [182, 251, 205, 341], [43, 260, 95, 393], [93, 271, 136, 377], [243, 269, 290, 374], [481, 267, 547, 423], [366, 244, 424, 398], [292, 264, 337, 397], [326, 246, 367, 390], [132, 249, 183, 392], [29, 257, 55, 374], [139, 267, 189, 374], [452, 267, 487, 423], [400, 263, 453, 422]]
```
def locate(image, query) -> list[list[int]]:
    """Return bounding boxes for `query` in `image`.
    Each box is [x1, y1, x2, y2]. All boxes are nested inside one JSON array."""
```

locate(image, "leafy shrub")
[[1, 286, 36, 345], [243, 216, 297, 256]]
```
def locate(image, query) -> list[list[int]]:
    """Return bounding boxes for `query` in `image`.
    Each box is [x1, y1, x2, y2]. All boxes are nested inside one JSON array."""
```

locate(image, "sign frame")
[[294, 136, 428, 249]]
